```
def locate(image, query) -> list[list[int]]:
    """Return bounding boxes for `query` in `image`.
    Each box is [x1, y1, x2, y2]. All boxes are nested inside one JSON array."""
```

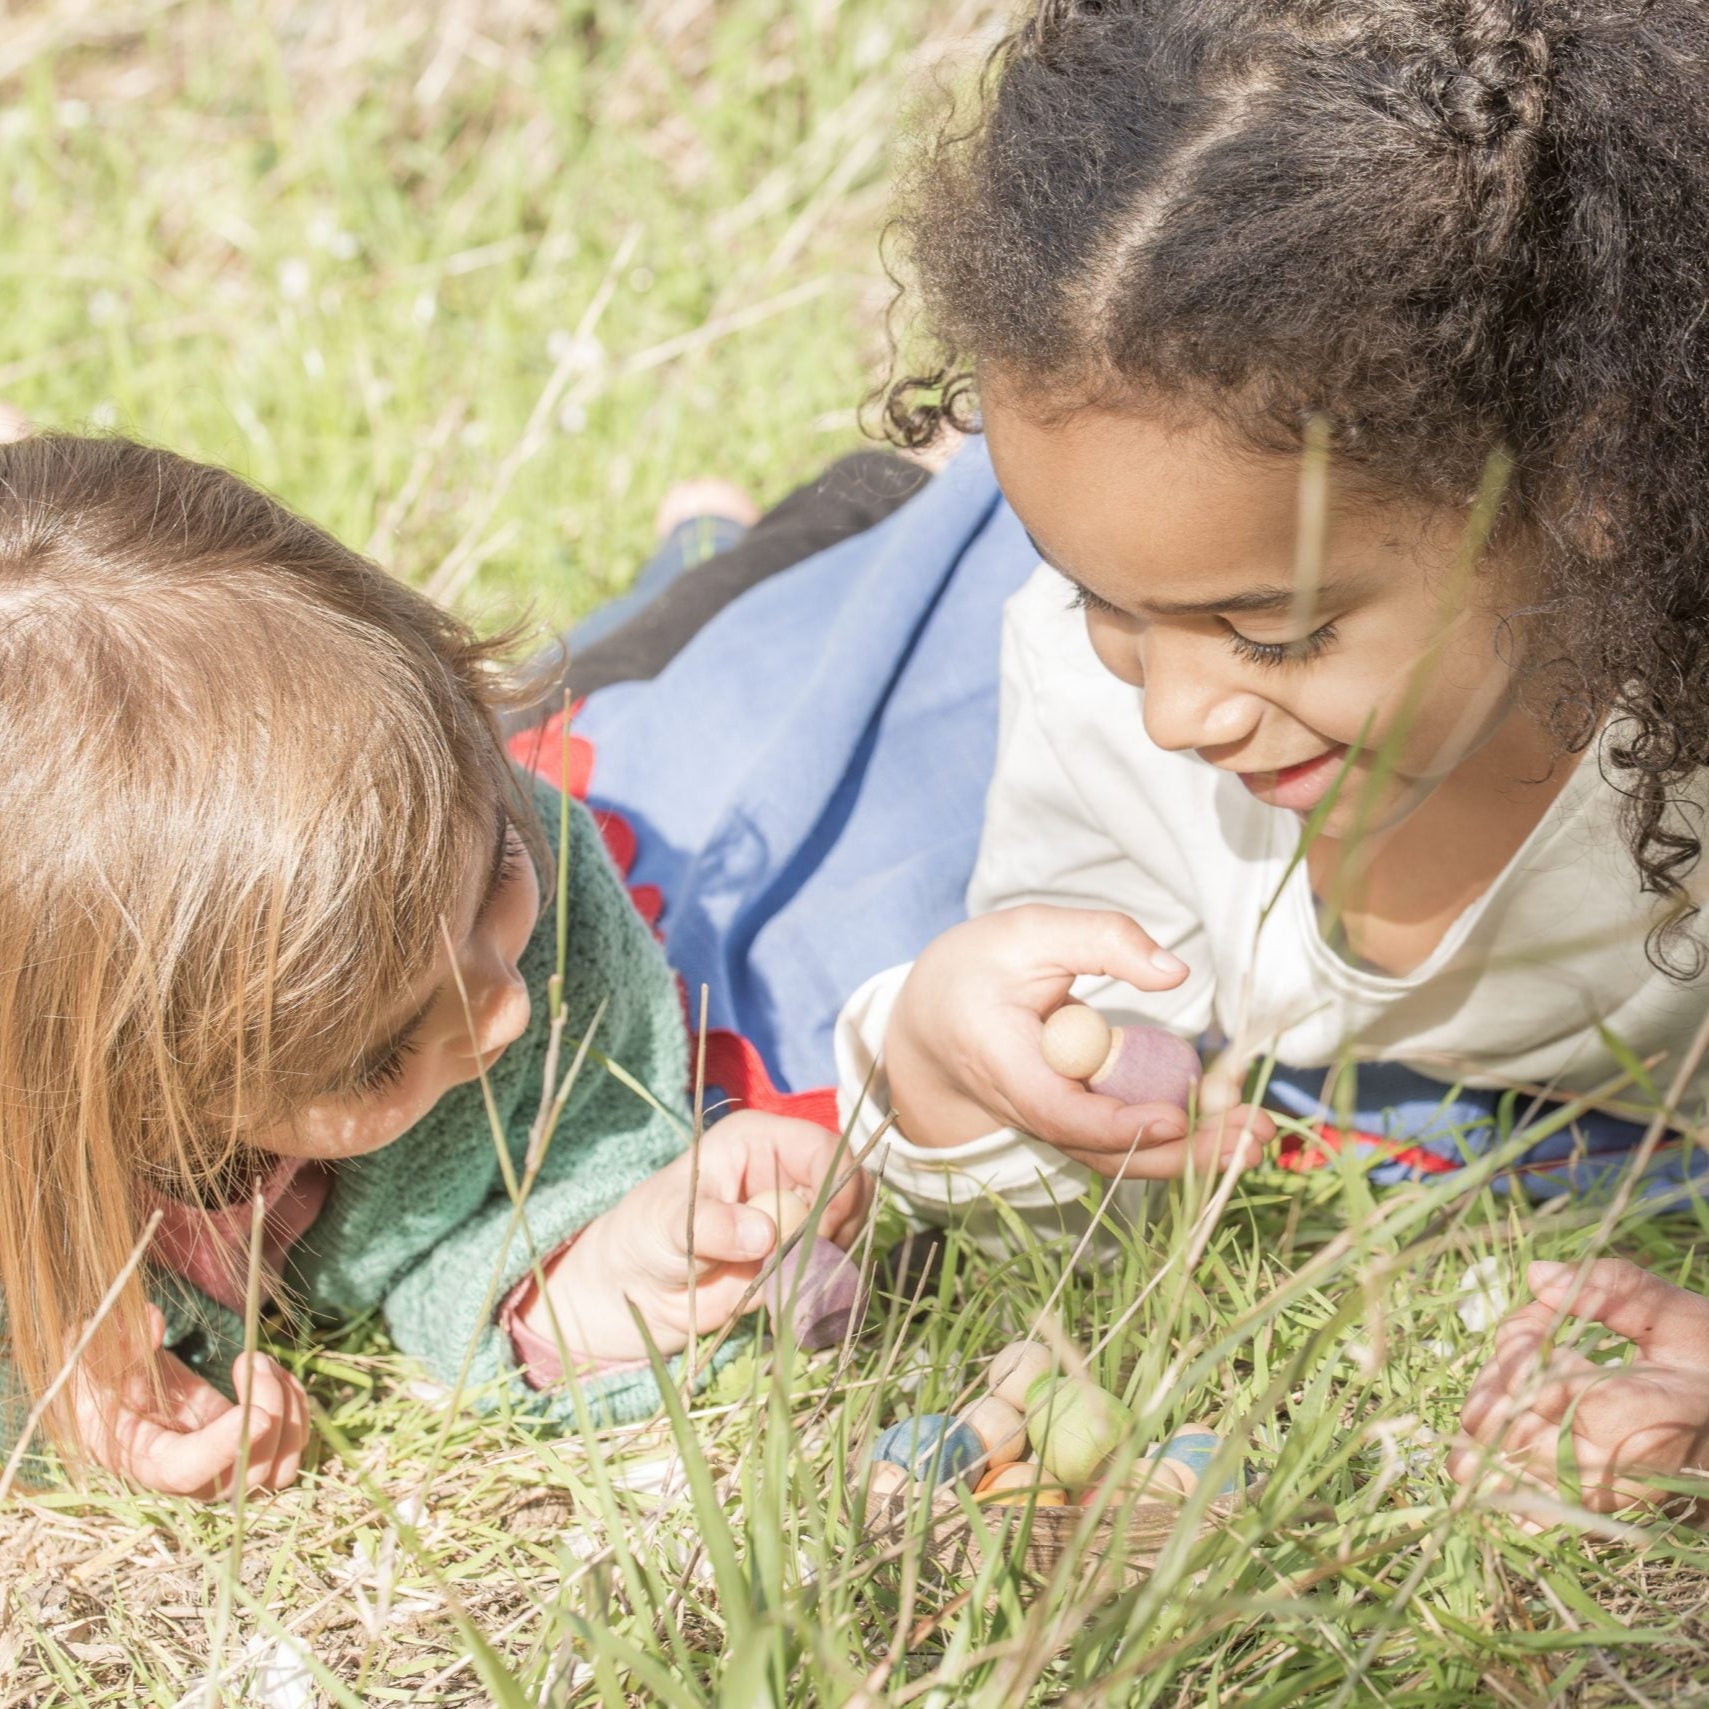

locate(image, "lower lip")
[[1237, 746, 1349, 811]]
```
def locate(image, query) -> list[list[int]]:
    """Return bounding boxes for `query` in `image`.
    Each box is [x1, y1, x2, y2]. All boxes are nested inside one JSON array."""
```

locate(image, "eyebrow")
[[1026, 532, 1357, 620], [337, 804, 510, 1091]]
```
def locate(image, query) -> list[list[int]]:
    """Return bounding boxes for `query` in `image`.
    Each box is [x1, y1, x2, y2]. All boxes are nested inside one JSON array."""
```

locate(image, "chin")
[[1318, 780, 1430, 839]]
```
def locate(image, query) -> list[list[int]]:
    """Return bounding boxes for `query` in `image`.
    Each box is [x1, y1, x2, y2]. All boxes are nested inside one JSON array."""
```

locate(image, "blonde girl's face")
[[982, 379, 1536, 836], [261, 808, 541, 1161]]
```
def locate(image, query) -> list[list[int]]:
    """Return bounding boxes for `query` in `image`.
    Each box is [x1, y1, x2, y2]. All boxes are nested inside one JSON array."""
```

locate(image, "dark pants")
[[504, 451, 930, 734]]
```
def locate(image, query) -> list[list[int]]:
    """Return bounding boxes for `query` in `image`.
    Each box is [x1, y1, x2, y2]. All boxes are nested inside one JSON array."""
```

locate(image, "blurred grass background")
[[0, 0, 998, 633]]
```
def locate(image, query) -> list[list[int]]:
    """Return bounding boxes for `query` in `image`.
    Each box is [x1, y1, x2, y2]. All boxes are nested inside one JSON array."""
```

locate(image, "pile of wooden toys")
[[866, 1340, 1239, 1513]]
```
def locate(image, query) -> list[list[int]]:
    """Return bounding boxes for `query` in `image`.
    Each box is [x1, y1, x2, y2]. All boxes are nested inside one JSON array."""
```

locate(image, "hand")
[[882, 905, 1272, 1176], [520, 1111, 870, 1363], [1450, 1257, 1709, 1515], [71, 1305, 311, 1499]]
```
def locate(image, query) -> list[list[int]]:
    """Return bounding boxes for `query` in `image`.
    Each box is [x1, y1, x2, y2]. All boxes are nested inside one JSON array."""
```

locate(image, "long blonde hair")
[[0, 434, 529, 1450]]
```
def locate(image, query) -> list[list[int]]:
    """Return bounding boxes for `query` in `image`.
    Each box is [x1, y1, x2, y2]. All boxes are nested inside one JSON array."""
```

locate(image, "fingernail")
[[1142, 1117, 1187, 1142], [1150, 949, 1188, 977], [1528, 1260, 1571, 1287], [735, 1208, 775, 1256]]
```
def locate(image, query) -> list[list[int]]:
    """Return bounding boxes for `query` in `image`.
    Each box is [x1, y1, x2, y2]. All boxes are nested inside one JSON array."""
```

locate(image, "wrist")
[[516, 1210, 652, 1365]]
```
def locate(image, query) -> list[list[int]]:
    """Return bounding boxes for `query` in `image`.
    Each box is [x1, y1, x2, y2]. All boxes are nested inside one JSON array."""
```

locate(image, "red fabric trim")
[[628, 883, 664, 929], [1278, 1123, 1459, 1176], [509, 703, 838, 1127], [591, 808, 637, 875], [700, 1029, 840, 1130], [508, 707, 593, 799]]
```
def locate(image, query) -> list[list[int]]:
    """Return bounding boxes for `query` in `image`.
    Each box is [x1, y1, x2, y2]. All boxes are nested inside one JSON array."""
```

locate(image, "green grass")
[[4, 4, 1709, 1707], [0, 0, 996, 633]]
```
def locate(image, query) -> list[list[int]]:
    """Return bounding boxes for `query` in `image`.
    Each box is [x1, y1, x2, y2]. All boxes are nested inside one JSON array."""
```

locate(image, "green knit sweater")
[[2, 776, 716, 1480]]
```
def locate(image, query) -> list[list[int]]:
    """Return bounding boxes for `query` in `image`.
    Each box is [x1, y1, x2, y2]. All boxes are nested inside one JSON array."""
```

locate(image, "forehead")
[[982, 385, 1420, 600]]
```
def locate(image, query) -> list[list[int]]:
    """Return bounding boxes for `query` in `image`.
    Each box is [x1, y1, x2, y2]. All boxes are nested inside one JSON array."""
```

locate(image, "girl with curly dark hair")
[[834, 0, 1709, 1512]]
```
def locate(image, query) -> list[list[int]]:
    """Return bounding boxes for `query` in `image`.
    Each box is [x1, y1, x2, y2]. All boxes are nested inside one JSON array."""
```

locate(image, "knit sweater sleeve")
[[286, 777, 734, 1426]]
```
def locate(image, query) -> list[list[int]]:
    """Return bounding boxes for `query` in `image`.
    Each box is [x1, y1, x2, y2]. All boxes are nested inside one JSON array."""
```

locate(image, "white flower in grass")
[[1456, 1257, 1509, 1334], [89, 399, 119, 430], [243, 1634, 318, 1709], [661, 1531, 716, 1585], [893, 1352, 936, 1399], [546, 330, 606, 374], [560, 1525, 602, 1562], [412, 292, 438, 327], [278, 258, 312, 303], [606, 1453, 688, 1498], [394, 1490, 428, 1531], [305, 214, 358, 261], [1422, 1338, 1456, 1361]]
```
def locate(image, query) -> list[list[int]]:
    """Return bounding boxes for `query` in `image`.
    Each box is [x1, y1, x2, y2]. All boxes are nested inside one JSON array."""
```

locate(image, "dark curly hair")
[[885, 0, 1709, 974]]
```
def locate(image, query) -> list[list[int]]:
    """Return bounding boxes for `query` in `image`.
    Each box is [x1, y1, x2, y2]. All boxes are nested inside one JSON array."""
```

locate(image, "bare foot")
[[0, 402, 32, 444], [653, 478, 759, 541]]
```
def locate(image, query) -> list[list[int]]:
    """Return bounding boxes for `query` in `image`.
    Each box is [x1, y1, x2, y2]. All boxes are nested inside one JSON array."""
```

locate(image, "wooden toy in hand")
[[1041, 1003, 1200, 1109], [744, 1185, 864, 1351]]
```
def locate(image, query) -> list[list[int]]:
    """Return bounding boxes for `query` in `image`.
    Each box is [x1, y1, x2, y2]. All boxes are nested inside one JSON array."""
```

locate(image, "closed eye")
[[351, 1032, 420, 1095], [1069, 584, 1122, 616], [1225, 621, 1339, 668], [483, 823, 525, 914]]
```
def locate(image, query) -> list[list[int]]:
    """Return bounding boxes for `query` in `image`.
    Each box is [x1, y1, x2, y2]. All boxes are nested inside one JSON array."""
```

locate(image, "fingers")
[[1056, 1105, 1271, 1180], [1449, 1417, 1660, 1515], [699, 1111, 872, 1246], [239, 1359, 311, 1490], [1527, 1258, 1709, 1362], [687, 1195, 776, 1268], [1011, 905, 1189, 992], [1001, 1045, 1191, 1156]]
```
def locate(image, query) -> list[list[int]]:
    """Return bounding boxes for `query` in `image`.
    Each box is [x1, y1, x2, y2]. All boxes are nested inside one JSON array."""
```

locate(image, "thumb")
[[1528, 1257, 1709, 1362], [688, 1197, 776, 1269]]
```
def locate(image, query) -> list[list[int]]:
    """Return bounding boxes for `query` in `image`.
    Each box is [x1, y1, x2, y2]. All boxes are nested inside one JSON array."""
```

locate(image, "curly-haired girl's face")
[[260, 808, 542, 1161], [984, 378, 1544, 838]]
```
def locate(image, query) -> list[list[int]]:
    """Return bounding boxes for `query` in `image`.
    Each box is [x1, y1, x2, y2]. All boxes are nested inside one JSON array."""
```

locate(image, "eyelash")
[[490, 827, 524, 901], [1225, 621, 1339, 669], [348, 827, 526, 1098], [1069, 587, 1339, 668], [352, 1034, 419, 1095]]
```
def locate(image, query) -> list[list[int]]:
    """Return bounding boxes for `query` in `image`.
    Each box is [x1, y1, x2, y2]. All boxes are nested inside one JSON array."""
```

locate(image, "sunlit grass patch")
[[6, 1164, 1709, 1705]]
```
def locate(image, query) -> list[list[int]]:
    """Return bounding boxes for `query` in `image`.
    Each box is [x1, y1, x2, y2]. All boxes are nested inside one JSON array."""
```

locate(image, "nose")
[[468, 961, 532, 1062], [1139, 638, 1264, 754]]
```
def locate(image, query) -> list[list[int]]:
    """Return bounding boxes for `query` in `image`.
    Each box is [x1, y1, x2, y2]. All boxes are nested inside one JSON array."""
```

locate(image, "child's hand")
[[521, 1111, 869, 1364], [883, 906, 1272, 1174], [1450, 1258, 1709, 1515], [71, 1305, 310, 1499]]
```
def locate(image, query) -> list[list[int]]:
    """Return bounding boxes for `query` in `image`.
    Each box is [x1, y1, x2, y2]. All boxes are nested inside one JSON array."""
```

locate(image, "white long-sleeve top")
[[836, 564, 1709, 1243]]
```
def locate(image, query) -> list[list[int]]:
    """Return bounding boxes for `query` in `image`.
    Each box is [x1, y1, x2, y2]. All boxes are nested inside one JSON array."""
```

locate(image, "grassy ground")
[[4, 3, 1709, 1706]]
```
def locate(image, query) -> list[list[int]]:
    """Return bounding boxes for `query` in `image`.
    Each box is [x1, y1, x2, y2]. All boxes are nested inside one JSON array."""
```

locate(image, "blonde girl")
[[0, 434, 861, 1496]]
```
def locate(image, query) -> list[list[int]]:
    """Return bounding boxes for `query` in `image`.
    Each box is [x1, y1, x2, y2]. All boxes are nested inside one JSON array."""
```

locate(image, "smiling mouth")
[[1233, 745, 1350, 810]]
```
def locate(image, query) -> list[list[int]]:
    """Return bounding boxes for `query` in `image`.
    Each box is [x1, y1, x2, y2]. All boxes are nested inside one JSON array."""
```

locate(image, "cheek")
[[1085, 614, 1145, 685], [279, 1074, 439, 1160]]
